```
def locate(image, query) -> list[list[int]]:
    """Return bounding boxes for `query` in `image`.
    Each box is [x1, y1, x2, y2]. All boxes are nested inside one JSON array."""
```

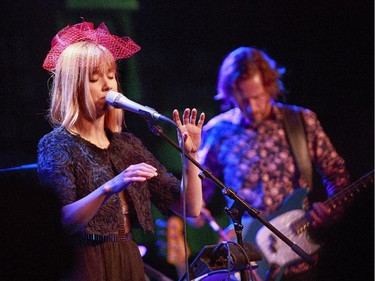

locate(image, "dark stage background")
[[1, 1, 373, 280]]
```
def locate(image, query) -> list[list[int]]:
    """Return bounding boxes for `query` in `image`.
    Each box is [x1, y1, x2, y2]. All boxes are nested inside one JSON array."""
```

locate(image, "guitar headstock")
[[167, 216, 190, 266]]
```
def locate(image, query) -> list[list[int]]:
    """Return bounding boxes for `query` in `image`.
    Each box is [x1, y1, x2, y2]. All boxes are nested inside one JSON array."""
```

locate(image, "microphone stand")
[[146, 121, 315, 281]]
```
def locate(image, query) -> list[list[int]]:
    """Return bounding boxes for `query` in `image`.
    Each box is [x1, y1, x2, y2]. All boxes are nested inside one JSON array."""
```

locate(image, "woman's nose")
[[103, 84, 112, 91], [102, 79, 113, 91]]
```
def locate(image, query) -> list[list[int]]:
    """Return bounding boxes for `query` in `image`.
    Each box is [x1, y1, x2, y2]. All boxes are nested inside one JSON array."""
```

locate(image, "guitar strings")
[[324, 170, 374, 210]]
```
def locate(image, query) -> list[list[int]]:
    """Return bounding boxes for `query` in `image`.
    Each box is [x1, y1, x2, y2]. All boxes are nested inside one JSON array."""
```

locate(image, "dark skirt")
[[64, 240, 146, 281]]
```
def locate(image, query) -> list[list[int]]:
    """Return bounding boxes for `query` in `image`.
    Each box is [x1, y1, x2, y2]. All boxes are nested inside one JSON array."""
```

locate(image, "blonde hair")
[[48, 41, 123, 132]]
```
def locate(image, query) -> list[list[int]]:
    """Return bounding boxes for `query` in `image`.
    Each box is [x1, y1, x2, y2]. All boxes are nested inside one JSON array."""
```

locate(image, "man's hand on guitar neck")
[[310, 202, 344, 228]]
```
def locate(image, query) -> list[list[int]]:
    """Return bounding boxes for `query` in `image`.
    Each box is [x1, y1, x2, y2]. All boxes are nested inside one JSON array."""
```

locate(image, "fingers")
[[197, 111, 205, 128], [189, 108, 197, 123], [105, 163, 158, 195], [173, 109, 182, 126], [173, 108, 192, 126], [310, 202, 331, 228], [173, 108, 205, 126], [314, 202, 331, 217], [125, 163, 158, 182], [183, 108, 191, 124], [185, 108, 205, 126]]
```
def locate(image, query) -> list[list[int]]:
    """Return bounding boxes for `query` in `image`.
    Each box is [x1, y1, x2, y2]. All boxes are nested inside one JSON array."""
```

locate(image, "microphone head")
[[104, 91, 176, 126], [105, 91, 123, 108], [105, 91, 152, 115]]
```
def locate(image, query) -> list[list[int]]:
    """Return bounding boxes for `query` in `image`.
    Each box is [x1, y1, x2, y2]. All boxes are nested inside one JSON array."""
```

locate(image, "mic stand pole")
[[147, 121, 315, 280], [225, 205, 248, 281]]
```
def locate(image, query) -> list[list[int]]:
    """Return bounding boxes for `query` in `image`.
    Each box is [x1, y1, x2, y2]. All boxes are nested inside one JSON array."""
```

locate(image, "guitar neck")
[[292, 170, 374, 234], [325, 170, 374, 210]]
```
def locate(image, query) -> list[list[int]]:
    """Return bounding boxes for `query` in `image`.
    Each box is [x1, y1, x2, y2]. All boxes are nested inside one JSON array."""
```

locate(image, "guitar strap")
[[280, 104, 313, 189]]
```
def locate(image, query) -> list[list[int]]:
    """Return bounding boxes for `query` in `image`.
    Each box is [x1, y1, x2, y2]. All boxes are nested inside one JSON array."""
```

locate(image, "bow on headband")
[[42, 21, 141, 71]]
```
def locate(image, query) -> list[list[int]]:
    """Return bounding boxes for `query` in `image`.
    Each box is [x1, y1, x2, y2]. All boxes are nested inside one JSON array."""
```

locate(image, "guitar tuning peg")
[[155, 240, 167, 248], [155, 218, 168, 228], [156, 229, 166, 236]]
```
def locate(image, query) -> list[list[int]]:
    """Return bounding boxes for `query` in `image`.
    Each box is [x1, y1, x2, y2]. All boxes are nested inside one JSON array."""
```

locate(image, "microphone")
[[106, 91, 176, 126]]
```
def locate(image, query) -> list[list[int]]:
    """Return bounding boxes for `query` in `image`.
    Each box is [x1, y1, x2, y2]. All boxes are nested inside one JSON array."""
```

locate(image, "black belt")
[[76, 232, 133, 244]]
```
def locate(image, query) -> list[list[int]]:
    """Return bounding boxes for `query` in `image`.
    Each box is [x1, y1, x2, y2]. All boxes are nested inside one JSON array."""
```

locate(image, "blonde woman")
[[38, 21, 205, 281]]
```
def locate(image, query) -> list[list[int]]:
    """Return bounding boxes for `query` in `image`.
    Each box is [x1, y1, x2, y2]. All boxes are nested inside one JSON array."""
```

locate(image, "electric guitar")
[[234, 170, 374, 280], [155, 215, 188, 276], [157, 211, 233, 278], [165, 216, 190, 278]]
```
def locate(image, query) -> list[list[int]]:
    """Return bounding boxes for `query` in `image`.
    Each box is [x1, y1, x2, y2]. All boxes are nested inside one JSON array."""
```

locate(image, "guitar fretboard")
[[292, 170, 374, 234], [326, 170, 374, 210]]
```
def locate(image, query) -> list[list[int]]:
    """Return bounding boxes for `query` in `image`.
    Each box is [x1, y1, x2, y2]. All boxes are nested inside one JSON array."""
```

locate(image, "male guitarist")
[[193, 47, 351, 281]]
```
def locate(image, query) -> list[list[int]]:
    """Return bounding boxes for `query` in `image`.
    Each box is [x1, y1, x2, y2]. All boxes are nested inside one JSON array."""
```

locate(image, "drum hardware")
[[179, 241, 261, 281]]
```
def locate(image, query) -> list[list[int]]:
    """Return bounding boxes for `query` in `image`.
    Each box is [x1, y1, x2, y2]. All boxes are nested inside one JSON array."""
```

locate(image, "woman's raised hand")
[[173, 108, 205, 154]]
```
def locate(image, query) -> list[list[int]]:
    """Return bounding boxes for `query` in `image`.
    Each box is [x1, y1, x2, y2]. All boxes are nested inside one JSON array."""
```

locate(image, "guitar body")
[[228, 170, 374, 280], [238, 188, 315, 280], [256, 209, 319, 267], [242, 188, 309, 243]]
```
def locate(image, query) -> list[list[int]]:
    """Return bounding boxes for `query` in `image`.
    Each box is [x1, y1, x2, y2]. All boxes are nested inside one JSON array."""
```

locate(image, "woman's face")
[[89, 64, 118, 117]]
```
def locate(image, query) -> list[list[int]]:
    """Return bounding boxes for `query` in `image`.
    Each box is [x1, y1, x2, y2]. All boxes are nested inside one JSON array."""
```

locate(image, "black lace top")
[[37, 127, 180, 234]]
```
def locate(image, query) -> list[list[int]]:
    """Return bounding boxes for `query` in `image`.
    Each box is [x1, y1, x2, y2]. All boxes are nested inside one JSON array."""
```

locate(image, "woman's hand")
[[61, 163, 158, 233], [103, 163, 158, 195], [173, 108, 205, 153]]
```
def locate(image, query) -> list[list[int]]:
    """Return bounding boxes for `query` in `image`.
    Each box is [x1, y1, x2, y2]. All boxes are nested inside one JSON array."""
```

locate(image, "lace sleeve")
[[37, 132, 76, 205], [120, 132, 180, 215]]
